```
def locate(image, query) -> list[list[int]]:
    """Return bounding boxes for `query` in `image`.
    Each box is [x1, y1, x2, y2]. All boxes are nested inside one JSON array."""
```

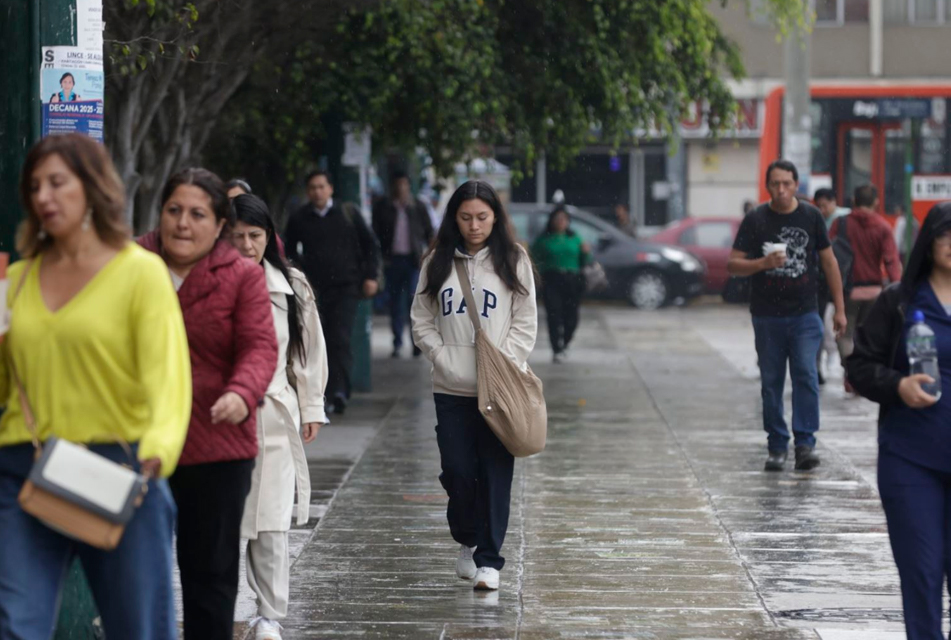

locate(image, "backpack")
[[832, 216, 854, 298]]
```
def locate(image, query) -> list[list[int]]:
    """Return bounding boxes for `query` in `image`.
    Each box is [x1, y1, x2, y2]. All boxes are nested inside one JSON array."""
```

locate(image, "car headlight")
[[660, 248, 688, 262], [680, 257, 702, 272], [660, 247, 702, 272]]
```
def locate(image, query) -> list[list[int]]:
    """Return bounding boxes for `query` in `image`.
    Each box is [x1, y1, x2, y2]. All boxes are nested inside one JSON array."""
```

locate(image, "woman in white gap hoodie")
[[411, 180, 537, 592]]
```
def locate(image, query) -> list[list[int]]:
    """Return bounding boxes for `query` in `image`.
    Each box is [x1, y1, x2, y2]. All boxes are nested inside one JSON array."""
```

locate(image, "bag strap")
[[8, 262, 39, 449], [453, 258, 484, 333]]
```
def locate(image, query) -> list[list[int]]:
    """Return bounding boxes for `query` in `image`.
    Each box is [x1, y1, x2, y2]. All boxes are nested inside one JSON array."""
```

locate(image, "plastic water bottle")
[[908, 310, 942, 400]]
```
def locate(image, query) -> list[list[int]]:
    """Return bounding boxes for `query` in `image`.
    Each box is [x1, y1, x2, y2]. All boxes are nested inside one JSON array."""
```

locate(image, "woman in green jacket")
[[532, 206, 591, 363]]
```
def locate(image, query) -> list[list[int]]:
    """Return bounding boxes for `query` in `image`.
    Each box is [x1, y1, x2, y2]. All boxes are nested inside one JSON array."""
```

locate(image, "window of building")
[[883, 0, 909, 22], [885, 0, 950, 23], [919, 117, 949, 174], [912, 0, 949, 23], [844, 0, 870, 20], [815, 0, 840, 21], [814, 0, 869, 24], [810, 101, 832, 175], [748, 0, 773, 25]]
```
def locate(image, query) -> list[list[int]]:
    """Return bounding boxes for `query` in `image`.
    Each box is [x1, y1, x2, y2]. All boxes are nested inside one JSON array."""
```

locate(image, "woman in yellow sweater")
[[0, 134, 191, 640]]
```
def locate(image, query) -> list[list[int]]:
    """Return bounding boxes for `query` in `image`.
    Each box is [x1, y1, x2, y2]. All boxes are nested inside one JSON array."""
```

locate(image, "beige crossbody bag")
[[8, 262, 148, 550], [453, 259, 547, 457]]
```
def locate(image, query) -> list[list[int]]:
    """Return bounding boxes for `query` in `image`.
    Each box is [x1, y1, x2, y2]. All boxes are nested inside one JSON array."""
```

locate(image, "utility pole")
[[782, 8, 813, 198]]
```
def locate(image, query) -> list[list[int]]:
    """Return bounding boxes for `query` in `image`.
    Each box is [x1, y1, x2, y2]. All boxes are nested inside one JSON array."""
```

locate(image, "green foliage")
[[207, 0, 799, 203], [107, 0, 200, 77]]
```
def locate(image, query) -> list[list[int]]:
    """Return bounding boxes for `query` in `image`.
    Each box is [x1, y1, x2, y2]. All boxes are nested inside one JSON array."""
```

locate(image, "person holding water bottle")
[[848, 201, 951, 640]]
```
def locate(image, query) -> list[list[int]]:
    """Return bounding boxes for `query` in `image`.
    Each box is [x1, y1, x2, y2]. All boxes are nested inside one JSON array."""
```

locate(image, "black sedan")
[[508, 204, 705, 310]]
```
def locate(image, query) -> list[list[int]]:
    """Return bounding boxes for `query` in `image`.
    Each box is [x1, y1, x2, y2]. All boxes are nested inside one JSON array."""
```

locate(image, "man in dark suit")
[[285, 170, 381, 414], [372, 171, 435, 358]]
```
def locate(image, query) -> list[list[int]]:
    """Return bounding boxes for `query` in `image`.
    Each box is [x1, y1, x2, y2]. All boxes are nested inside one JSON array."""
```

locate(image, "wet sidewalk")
[[277, 303, 904, 639]]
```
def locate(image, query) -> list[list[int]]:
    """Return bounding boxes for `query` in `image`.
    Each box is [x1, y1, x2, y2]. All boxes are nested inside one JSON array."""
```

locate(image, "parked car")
[[649, 217, 742, 294], [508, 204, 705, 310]]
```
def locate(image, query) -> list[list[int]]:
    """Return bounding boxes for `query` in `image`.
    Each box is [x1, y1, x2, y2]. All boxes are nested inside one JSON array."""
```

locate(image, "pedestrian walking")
[[372, 171, 435, 358], [813, 188, 848, 384], [614, 202, 637, 237], [411, 180, 537, 592], [284, 170, 381, 415], [830, 185, 901, 391], [813, 188, 849, 230], [0, 134, 191, 640], [227, 178, 253, 199], [229, 194, 329, 640], [848, 202, 951, 640], [139, 168, 278, 640], [728, 159, 847, 472], [532, 205, 591, 362]]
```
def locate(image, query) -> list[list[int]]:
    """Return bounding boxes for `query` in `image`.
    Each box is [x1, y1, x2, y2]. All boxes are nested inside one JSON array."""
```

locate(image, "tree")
[[106, 0, 805, 231], [103, 0, 373, 231], [206, 0, 805, 216]]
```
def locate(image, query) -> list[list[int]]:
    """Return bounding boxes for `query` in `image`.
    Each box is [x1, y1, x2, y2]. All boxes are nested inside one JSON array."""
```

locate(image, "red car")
[[649, 217, 742, 294]]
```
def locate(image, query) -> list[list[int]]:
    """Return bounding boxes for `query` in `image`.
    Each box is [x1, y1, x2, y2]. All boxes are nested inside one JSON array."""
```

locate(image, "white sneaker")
[[456, 545, 477, 580], [473, 566, 500, 591], [252, 617, 283, 640]]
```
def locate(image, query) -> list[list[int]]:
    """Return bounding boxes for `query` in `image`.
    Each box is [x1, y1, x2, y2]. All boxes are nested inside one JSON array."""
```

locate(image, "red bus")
[[759, 84, 951, 225]]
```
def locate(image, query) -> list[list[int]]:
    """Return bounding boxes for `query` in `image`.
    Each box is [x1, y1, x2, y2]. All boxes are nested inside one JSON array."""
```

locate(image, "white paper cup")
[[770, 243, 787, 255]]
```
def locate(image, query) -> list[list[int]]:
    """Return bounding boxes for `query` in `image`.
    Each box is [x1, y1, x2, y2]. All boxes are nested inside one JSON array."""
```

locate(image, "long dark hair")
[[544, 205, 576, 236], [231, 194, 307, 364], [423, 180, 529, 300]]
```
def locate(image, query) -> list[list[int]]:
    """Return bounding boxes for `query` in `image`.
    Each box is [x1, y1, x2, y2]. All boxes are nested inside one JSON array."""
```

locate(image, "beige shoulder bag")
[[454, 259, 547, 457], [8, 262, 148, 550]]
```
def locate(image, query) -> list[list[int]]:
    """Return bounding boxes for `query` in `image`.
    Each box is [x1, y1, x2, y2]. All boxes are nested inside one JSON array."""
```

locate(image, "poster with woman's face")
[[40, 47, 104, 141]]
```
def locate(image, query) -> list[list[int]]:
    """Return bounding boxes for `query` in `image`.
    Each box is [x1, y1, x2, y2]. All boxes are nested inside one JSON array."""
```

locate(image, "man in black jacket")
[[285, 170, 381, 414], [372, 171, 434, 358]]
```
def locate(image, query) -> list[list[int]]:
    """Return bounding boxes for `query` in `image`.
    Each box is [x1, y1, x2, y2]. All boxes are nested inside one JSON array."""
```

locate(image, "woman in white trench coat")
[[229, 194, 328, 640]]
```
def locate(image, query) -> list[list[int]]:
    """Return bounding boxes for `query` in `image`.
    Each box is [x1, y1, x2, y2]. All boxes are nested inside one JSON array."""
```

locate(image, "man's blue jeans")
[[386, 255, 420, 351], [0, 443, 177, 640], [752, 312, 824, 451]]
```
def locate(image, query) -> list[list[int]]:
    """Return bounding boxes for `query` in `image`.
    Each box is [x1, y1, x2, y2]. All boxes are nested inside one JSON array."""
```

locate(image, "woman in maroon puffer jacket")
[[139, 168, 277, 640]]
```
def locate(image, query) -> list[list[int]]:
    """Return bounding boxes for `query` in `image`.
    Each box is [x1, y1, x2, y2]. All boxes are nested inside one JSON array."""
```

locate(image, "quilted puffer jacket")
[[139, 231, 278, 465]]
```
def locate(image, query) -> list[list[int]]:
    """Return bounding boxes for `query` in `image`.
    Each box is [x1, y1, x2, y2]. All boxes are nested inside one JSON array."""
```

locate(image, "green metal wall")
[[0, 0, 76, 256]]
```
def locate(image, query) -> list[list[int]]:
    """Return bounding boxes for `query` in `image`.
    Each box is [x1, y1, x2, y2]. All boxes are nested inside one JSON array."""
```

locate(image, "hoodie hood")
[[454, 246, 491, 261], [845, 207, 879, 229], [901, 201, 951, 299]]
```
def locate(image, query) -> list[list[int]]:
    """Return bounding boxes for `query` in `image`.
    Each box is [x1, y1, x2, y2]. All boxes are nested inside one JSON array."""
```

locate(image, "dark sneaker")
[[764, 449, 787, 472], [794, 446, 821, 471]]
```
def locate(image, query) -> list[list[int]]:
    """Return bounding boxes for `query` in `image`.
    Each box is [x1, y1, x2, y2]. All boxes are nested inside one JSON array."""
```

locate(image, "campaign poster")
[[40, 47, 104, 141]]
